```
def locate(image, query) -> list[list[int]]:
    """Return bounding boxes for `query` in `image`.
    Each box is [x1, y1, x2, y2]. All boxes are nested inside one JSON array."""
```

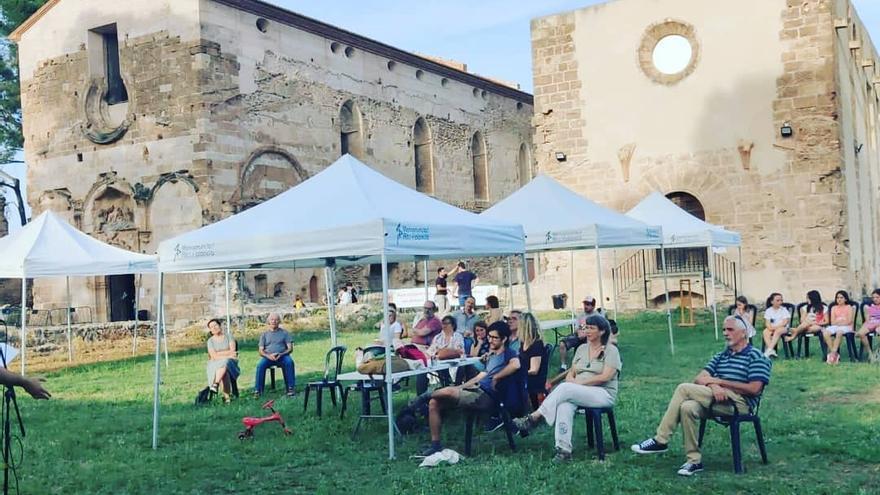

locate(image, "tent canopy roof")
[[157, 155, 525, 272], [0, 211, 157, 278], [481, 174, 662, 251], [626, 192, 741, 248]]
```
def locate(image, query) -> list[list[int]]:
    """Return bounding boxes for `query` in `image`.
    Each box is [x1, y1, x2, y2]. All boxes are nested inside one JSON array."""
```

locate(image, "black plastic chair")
[[792, 301, 829, 359], [303, 346, 346, 416], [340, 346, 391, 421], [760, 303, 796, 358], [858, 301, 876, 360], [529, 344, 555, 410], [822, 301, 860, 362], [572, 406, 619, 460], [698, 399, 768, 474], [463, 368, 527, 456], [727, 304, 758, 344]]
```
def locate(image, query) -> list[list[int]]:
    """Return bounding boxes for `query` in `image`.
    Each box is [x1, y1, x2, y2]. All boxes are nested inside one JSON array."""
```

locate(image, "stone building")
[[10, 0, 533, 323], [530, 0, 879, 310]]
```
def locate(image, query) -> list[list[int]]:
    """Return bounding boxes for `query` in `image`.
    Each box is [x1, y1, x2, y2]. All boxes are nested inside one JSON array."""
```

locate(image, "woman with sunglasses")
[[512, 314, 620, 462]]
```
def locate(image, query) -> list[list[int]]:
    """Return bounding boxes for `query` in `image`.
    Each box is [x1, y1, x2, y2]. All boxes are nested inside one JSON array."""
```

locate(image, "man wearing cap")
[[412, 300, 443, 348], [558, 296, 605, 371], [631, 315, 771, 476]]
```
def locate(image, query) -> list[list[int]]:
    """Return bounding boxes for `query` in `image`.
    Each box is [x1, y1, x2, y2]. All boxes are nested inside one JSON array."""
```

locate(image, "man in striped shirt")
[[631, 315, 771, 476]]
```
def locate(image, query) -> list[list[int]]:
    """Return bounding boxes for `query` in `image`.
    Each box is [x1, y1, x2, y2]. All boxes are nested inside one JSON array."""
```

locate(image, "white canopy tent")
[[0, 210, 158, 372], [154, 154, 527, 457], [627, 192, 743, 339], [482, 175, 675, 353]]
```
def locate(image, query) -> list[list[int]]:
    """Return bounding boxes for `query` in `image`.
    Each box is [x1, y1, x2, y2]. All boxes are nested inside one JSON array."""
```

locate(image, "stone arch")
[[235, 146, 308, 210], [471, 131, 489, 200], [517, 143, 532, 187], [148, 178, 203, 252], [340, 100, 365, 159], [83, 181, 138, 251], [413, 117, 434, 194], [665, 191, 705, 220]]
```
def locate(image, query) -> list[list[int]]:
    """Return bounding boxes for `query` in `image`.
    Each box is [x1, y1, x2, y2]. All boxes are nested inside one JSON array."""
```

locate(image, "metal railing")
[[612, 248, 738, 302]]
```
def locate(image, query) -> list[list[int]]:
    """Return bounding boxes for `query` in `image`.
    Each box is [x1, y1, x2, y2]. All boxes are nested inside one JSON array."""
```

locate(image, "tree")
[[0, 0, 46, 226], [1, 0, 46, 164]]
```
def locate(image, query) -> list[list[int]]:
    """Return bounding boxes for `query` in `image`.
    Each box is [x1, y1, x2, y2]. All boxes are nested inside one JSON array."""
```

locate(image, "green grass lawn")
[[13, 311, 880, 494]]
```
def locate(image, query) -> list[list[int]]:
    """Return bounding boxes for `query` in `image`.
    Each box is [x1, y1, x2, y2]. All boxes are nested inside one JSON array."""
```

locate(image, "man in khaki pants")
[[631, 315, 771, 476]]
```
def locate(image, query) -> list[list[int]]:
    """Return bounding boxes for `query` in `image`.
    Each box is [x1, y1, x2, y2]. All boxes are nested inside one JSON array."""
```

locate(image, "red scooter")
[[238, 400, 292, 440]]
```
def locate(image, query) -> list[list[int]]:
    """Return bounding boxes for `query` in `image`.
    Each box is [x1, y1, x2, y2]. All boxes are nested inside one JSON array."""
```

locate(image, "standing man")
[[631, 315, 771, 476], [434, 267, 450, 315], [254, 313, 297, 398], [558, 295, 605, 371], [450, 261, 478, 308]]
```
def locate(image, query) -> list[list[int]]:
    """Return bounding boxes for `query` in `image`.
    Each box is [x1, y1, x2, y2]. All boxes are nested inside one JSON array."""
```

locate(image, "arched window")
[[666, 191, 705, 220], [413, 117, 434, 194], [471, 132, 488, 200], [517, 143, 532, 186], [340, 100, 364, 159]]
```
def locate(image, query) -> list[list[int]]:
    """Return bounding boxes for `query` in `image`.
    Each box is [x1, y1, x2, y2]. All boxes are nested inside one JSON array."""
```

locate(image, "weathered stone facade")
[[12, 0, 534, 324], [531, 0, 879, 309]]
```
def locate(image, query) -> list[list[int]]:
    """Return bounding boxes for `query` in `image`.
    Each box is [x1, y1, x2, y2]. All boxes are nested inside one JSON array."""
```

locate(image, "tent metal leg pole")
[[66, 276, 73, 362], [20, 276, 26, 375], [162, 298, 169, 368], [570, 251, 576, 323], [423, 260, 429, 302], [132, 276, 139, 355], [152, 272, 164, 450], [380, 253, 395, 459], [709, 245, 719, 341], [738, 246, 744, 296], [661, 245, 674, 355], [325, 266, 338, 347], [612, 250, 619, 320], [594, 242, 604, 312], [224, 270, 232, 340], [506, 256, 514, 311], [521, 253, 532, 313]]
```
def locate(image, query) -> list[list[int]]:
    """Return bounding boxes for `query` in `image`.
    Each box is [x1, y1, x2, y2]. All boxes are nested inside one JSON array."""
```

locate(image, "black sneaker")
[[631, 438, 668, 454], [416, 444, 442, 458], [552, 448, 572, 463], [483, 416, 504, 433], [677, 462, 704, 476]]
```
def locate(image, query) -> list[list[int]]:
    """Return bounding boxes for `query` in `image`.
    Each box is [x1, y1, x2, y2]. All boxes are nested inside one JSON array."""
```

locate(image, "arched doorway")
[[471, 131, 488, 200], [340, 100, 365, 159], [309, 275, 319, 303], [413, 117, 434, 194], [517, 143, 532, 187], [661, 191, 707, 272]]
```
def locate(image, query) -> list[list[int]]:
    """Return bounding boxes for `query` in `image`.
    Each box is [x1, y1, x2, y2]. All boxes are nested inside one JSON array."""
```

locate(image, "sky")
[[2, 0, 880, 231]]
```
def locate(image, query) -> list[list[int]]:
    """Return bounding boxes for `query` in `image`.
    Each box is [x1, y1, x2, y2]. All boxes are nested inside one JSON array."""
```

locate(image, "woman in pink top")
[[821, 290, 855, 364], [856, 289, 880, 362]]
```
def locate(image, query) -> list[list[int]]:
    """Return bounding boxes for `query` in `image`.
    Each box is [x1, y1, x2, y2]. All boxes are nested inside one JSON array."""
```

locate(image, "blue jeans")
[[254, 354, 296, 393], [458, 294, 471, 307]]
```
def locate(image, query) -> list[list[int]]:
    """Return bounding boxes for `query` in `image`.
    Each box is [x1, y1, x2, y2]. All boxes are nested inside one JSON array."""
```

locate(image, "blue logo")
[[395, 224, 430, 245]]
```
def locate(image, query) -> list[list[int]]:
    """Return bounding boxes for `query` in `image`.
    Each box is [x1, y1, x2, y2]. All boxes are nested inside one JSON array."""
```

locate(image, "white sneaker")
[[769, 349, 778, 358]]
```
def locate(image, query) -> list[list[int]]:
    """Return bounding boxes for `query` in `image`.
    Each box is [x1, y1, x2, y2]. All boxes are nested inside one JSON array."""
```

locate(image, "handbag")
[[396, 344, 428, 365], [357, 355, 409, 375]]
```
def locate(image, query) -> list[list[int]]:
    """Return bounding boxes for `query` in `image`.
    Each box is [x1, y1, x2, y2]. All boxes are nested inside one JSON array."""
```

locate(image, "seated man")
[[420, 321, 520, 457], [411, 301, 442, 348], [558, 295, 605, 370], [254, 313, 297, 398], [631, 315, 771, 476]]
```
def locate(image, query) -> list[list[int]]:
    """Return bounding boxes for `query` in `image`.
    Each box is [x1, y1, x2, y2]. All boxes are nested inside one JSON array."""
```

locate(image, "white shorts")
[[825, 325, 853, 335]]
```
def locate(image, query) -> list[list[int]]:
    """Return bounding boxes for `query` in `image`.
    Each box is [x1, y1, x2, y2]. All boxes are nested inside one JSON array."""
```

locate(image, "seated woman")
[[732, 296, 756, 339], [518, 313, 545, 410], [375, 307, 405, 349], [786, 290, 826, 343], [822, 290, 855, 364], [205, 318, 240, 403], [512, 315, 620, 462], [761, 293, 791, 358], [469, 321, 490, 360], [485, 295, 504, 326], [427, 316, 465, 360], [856, 289, 880, 362]]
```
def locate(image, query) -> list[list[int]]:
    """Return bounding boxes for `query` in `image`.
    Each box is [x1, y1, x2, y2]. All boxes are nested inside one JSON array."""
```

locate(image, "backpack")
[[194, 387, 214, 406]]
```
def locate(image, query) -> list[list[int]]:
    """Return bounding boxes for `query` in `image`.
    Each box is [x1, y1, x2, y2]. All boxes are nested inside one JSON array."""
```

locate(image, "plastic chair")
[[792, 301, 828, 359], [529, 343, 555, 410], [463, 367, 527, 456], [340, 346, 390, 421], [727, 304, 757, 343], [822, 301, 860, 362], [858, 301, 876, 360], [760, 303, 796, 358], [575, 406, 620, 460], [698, 399, 768, 474], [303, 346, 346, 416]]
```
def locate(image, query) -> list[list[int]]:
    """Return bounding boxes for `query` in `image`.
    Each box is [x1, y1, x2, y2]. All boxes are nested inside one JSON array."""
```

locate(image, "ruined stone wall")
[[15, 0, 534, 324], [530, 0, 872, 310]]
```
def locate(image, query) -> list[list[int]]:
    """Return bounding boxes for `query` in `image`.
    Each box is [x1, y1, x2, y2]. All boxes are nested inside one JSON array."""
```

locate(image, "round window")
[[652, 35, 692, 75], [638, 20, 699, 85]]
